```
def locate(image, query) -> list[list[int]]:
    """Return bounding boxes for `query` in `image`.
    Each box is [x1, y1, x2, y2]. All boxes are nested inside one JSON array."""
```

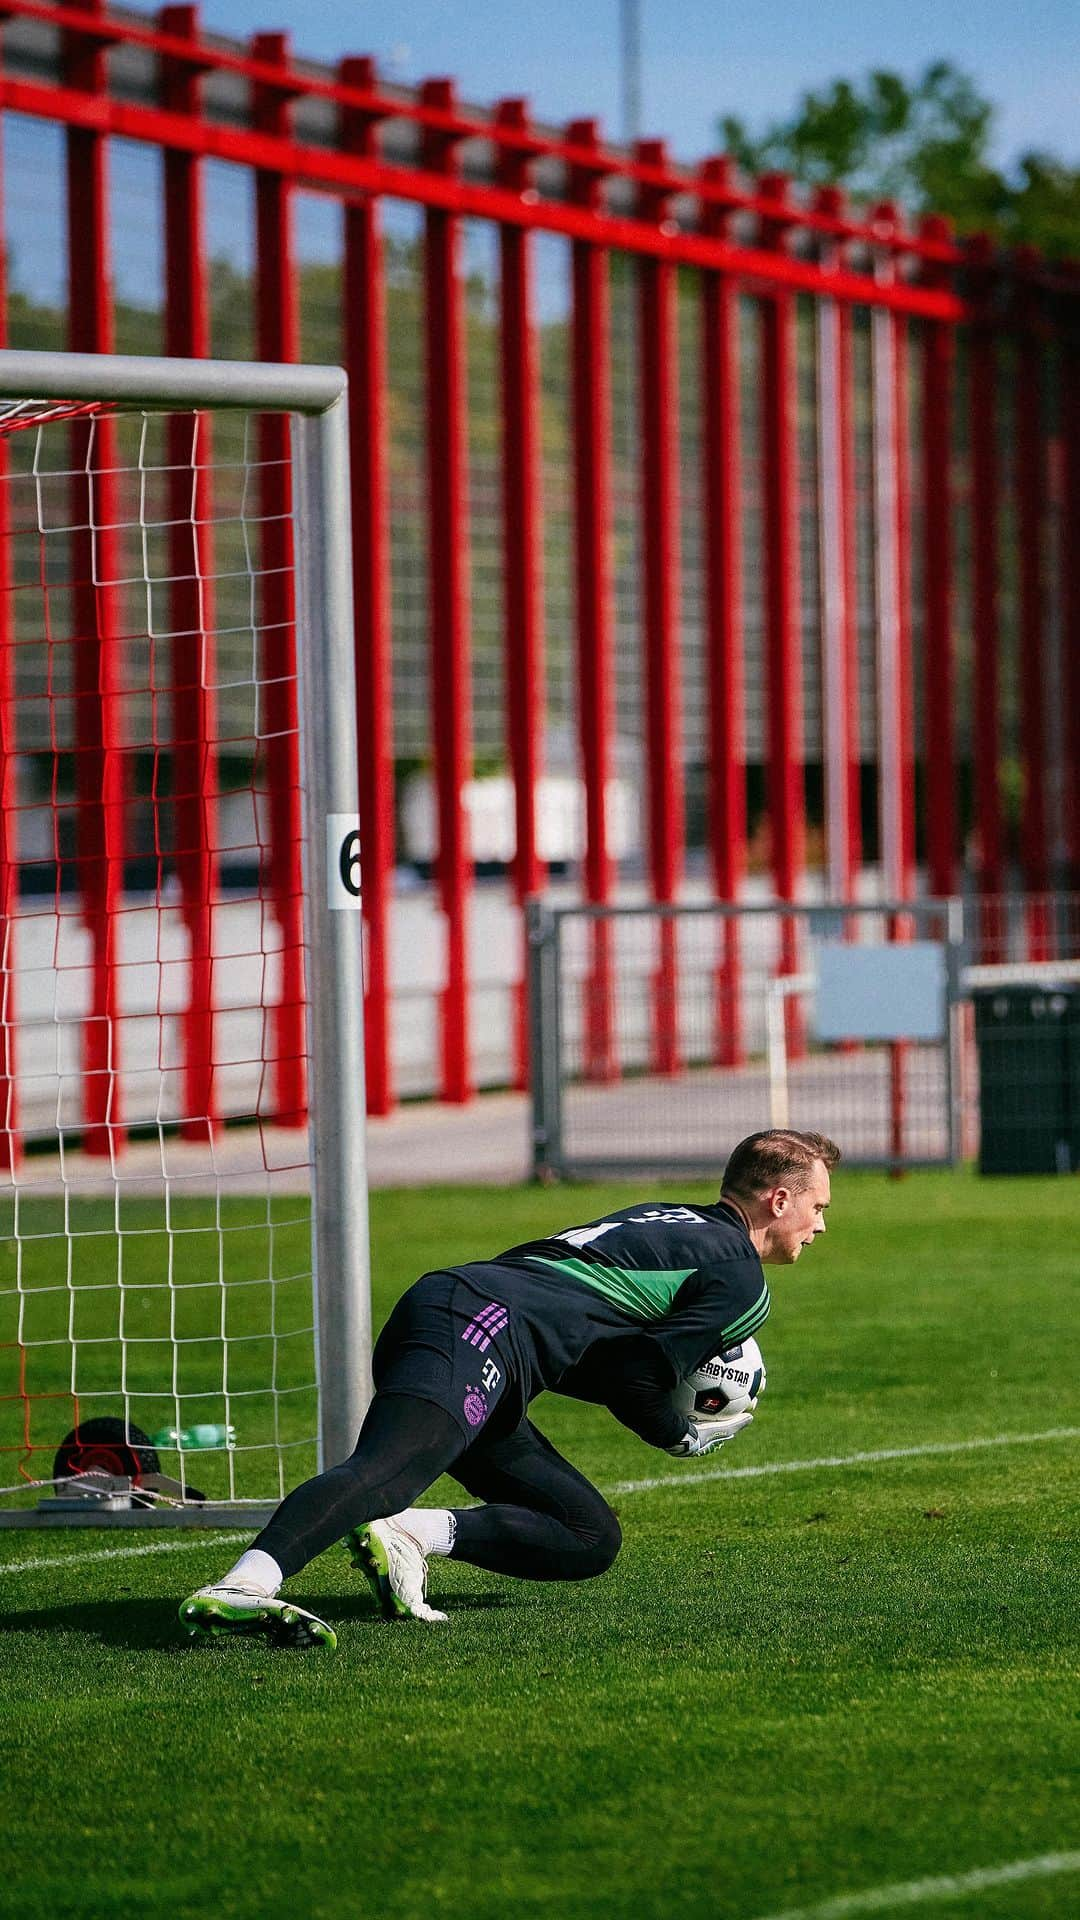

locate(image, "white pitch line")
[[609, 1426, 1080, 1497], [749, 1849, 1080, 1920], [0, 1531, 251, 1580], [1, 1425, 1078, 1579]]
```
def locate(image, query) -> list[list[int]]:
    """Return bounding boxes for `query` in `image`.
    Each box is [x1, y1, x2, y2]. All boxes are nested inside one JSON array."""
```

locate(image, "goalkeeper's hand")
[[665, 1408, 754, 1457]]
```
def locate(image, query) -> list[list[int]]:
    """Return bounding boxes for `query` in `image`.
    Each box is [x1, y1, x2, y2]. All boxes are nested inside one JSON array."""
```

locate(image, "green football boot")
[[179, 1583, 336, 1648], [343, 1518, 447, 1623]]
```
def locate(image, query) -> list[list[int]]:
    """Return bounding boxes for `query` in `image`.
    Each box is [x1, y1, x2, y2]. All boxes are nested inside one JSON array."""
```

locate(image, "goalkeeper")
[[181, 1128, 837, 1645]]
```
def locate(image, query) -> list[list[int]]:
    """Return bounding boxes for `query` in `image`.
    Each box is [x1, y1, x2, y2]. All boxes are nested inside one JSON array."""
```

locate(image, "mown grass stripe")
[[750, 1848, 1080, 1920], [2, 1427, 1077, 1577], [0, 1530, 250, 1579], [609, 1425, 1080, 1495]]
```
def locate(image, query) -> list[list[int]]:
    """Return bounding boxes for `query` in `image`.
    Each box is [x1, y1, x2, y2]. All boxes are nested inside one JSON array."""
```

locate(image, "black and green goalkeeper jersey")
[[437, 1198, 770, 1449]]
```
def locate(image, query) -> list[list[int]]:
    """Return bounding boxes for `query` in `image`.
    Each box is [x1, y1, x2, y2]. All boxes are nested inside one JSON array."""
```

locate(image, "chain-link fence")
[[527, 895, 1080, 1178]]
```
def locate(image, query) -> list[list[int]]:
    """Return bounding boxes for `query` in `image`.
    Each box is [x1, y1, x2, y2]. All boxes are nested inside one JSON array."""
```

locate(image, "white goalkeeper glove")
[[665, 1408, 754, 1457]]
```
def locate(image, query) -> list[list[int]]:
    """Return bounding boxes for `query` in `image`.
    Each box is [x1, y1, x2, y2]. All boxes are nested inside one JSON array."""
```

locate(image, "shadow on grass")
[[3, 1597, 199, 1649], [320, 1591, 509, 1622], [3, 1588, 510, 1648]]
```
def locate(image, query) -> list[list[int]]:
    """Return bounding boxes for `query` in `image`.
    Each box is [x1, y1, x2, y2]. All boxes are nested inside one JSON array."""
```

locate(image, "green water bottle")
[[151, 1422, 236, 1451]]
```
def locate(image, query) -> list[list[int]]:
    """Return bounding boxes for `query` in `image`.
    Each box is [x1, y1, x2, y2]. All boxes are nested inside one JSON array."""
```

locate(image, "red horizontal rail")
[[11, 0, 1080, 295], [0, 68, 977, 319], [0, 0, 1010, 261]]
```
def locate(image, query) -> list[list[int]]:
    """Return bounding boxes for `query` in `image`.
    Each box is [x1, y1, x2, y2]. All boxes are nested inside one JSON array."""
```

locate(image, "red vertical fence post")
[[893, 275, 916, 912], [813, 187, 862, 1061], [341, 55, 395, 1115], [968, 236, 1004, 959], [252, 32, 307, 1128], [422, 77, 473, 1103], [1014, 250, 1050, 958], [700, 156, 745, 1066], [699, 159, 737, 1067], [160, 3, 218, 1142], [636, 138, 683, 1075], [0, 112, 16, 1168], [1062, 286, 1080, 893], [871, 203, 916, 1168], [839, 280, 862, 899], [919, 214, 957, 899], [0, 562, 12, 1170], [812, 186, 861, 912], [758, 174, 805, 1054], [877, 216, 916, 910], [568, 118, 617, 1081], [870, 209, 917, 901], [63, 0, 126, 1155], [495, 98, 546, 1093], [691, 155, 745, 1067]]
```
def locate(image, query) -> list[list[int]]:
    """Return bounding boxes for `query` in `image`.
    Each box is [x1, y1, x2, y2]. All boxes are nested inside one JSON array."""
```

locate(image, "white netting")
[[0, 397, 320, 1511]]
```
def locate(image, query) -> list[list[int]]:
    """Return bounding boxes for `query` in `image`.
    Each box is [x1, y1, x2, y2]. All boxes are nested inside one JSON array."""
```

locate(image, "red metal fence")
[[0, 0, 1078, 1147]]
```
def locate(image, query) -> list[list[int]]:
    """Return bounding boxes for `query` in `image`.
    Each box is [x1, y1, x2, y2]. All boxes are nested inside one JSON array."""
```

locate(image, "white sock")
[[223, 1548, 283, 1595], [394, 1508, 456, 1557]]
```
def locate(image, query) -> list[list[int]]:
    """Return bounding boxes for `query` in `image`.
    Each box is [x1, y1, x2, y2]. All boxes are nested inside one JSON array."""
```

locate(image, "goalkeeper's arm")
[[664, 1407, 754, 1457], [592, 1335, 753, 1456]]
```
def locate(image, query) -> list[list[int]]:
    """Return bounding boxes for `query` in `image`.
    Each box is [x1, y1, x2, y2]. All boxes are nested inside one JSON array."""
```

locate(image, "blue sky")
[[177, 0, 1080, 168], [5, 0, 1076, 306]]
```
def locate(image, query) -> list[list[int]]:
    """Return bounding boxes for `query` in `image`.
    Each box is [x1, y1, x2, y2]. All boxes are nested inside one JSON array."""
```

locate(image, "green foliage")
[[721, 59, 1080, 254]]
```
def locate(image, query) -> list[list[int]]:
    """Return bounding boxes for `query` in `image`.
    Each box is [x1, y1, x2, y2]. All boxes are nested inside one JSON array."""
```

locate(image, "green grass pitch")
[[1, 1171, 1078, 1920]]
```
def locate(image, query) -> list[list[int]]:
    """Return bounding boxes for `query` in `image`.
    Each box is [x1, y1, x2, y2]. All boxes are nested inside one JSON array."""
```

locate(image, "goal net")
[[0, 350, 370, 1525]]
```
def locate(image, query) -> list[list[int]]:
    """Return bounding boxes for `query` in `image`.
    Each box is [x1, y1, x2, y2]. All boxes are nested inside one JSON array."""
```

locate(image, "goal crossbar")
[[0, 348, 347, 417]]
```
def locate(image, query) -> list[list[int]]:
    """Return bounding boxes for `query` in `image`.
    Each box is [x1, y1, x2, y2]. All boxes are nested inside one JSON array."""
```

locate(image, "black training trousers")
[[252, 1389, 622, 1586]]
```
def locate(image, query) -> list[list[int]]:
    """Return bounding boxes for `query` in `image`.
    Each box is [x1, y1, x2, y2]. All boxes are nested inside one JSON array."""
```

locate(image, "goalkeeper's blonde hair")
[[721, 1129, 840, 1200]]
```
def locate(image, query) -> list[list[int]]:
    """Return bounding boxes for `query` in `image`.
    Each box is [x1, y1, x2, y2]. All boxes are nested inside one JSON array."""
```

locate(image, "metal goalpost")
[[0, 349, 371, 1525]]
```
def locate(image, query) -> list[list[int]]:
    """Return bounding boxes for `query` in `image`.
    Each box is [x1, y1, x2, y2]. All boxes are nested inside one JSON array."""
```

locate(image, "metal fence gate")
[[527, 897, 1080, 1178]]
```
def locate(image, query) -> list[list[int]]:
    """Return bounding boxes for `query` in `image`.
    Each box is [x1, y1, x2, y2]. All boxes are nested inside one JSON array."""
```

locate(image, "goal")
[[0, 350, 370, 1526]]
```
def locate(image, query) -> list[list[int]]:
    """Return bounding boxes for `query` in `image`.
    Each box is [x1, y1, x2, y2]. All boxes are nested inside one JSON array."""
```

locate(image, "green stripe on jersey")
[[722, 1280, 771, 1343], [728, 1302, 770, 1346], [524, 1255, 695, 1321]]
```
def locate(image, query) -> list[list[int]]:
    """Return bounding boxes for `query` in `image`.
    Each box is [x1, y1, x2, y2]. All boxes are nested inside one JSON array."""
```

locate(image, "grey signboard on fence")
[[815, 941, 947, 1041]]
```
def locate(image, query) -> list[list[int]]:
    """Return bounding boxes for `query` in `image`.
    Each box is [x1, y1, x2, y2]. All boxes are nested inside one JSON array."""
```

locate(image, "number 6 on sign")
[[327, 814, 363, 909]]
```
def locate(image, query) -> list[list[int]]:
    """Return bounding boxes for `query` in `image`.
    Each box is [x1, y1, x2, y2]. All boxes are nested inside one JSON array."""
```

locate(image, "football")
[[672, 1338, 766, 1418]]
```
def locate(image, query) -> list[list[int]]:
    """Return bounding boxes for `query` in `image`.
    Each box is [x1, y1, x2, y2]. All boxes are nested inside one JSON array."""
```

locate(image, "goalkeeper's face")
[[761, 1161, 831, 1265]]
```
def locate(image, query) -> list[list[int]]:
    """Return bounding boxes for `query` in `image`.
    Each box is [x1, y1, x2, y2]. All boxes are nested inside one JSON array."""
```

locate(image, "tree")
[[720, 61, 1080, 256]]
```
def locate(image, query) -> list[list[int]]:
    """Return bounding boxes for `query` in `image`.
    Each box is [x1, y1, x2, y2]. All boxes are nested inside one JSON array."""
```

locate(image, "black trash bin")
[[973, 984, 1078, 1174]]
